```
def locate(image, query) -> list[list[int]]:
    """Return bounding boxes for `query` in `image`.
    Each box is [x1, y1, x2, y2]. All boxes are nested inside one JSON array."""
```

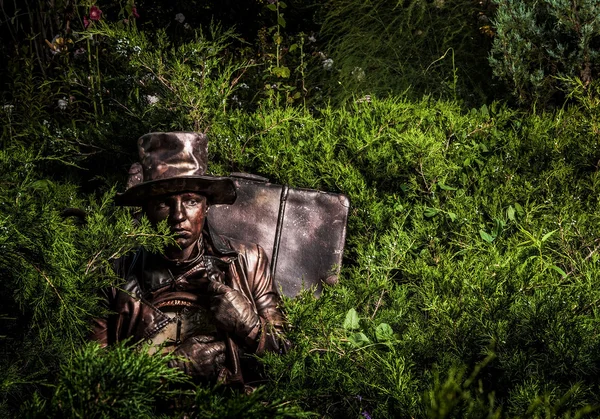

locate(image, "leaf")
[[279, 1, 287, 8], [348, 332, 370, 348], [493, 218, 505, 237], [515, 202, 524, 216], [29, 179, 54, 192], [343, 308, 360, 330], [289, 43, 298, 53], [438, 182, 457, 191], [507, 205, 516, 221], [271, 66, 290, 78], [375, 323, 394, 343], [550, 265, 567, 278], [277, 15, 286, 28], [481, 103, 489, 117], [541, 229, 557, 243], [479, 230, 495, 243], [447, 211, 457, 222], [424, 207, 440, 218], [267, 4, 277, 11]]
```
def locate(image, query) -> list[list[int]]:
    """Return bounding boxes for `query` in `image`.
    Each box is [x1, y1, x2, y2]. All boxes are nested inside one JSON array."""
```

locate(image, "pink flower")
[[132, 6, 140, 18], [89, 5, 102, 21], [83, 15, 90, 29]]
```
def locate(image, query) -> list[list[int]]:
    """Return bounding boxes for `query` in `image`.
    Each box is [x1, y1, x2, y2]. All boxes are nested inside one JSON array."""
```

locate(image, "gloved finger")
[[206, 279, 231, 295], [207, 340, 227, 353]]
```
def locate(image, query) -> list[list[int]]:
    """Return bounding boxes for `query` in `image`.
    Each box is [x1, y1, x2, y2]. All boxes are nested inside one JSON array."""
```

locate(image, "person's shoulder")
[[218, 235, 264, 257], [111, 247, 143, 277]]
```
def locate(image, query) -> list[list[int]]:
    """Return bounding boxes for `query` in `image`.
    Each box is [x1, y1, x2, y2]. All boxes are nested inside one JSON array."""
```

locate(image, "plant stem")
[[87, 37, 98, 125]]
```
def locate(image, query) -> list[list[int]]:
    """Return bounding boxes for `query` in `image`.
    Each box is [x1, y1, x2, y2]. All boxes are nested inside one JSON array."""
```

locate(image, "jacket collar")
[[203, 219, 237, 257]]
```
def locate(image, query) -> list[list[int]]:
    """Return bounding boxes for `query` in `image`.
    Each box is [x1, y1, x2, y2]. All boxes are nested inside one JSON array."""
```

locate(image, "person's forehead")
[[152, 192, 207, 201]]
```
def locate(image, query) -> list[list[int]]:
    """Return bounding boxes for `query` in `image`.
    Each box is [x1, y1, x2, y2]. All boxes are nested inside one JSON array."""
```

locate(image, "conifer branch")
[[32, 263, 64, 304]]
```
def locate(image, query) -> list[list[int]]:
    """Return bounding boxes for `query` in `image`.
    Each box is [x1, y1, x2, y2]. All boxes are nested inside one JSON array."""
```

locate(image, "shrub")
[[318, 0, 496, 105], [490, 0, 600, 106]]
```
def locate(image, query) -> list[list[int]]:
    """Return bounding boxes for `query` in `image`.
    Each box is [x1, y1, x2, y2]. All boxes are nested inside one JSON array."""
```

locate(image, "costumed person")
[[90, 132, 288, 386]]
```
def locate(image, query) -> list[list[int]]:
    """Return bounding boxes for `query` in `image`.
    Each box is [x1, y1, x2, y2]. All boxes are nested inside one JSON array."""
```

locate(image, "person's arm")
[[208, 243, 288, 354]]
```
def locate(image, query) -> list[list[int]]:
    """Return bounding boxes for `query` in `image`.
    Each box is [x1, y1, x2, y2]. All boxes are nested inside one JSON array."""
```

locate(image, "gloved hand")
[[168, 337, 226, 378], [207, 281, 260, 340]]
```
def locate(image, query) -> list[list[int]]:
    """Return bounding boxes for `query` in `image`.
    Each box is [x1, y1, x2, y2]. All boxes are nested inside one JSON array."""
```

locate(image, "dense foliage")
[[3, 0, 600, 418], [490, 0, 600, 106]]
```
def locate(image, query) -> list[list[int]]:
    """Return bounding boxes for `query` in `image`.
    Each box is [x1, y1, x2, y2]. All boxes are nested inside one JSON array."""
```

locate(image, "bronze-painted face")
[[145, 192, 207, 260]]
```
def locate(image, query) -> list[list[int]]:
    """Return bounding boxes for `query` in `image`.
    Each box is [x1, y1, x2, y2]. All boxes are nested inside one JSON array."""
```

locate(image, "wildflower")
[[3, 104, 14, 113], [57, 98, 68, 110], [132, 5, 140, 18], [361, 412, 372, 419], [145, 95, 159, 105], [83, 15, 90, 29], [74, 47, 86, 59], [352, 66, 365, 81], [175, 13, 185, 23], [239, 83, 249, 89], [89, 5, 102, 21], [231, 95, 242, 107], [184, 23, 191, 30], [356, 95, 372, 103], [322, 58, 334, 70], [308, 34, 316, 43]]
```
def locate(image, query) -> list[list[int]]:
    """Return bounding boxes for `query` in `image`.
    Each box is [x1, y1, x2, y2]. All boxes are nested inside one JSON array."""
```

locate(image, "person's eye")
[[156, 202, 168, 210], [185, 199, 198, 206]]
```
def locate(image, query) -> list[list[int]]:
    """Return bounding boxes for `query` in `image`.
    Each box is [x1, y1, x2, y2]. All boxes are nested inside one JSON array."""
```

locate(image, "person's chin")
[[174, 236, 192, 247]]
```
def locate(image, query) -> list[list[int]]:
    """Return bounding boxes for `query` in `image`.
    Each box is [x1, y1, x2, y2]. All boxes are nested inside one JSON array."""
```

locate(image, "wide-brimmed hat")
[[115, 132, 236, 206]]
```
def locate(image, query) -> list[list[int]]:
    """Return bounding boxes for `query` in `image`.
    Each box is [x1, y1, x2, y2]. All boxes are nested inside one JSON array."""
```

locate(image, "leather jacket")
[[90, 223, 287, 385]]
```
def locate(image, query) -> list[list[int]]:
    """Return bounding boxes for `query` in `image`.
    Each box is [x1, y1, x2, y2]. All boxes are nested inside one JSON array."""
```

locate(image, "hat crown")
[[138, 132, 208, 183], [116, 132, 236, 206]]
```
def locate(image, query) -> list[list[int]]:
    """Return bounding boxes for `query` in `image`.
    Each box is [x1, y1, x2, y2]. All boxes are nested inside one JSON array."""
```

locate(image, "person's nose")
[[170, 199, 186, 224]]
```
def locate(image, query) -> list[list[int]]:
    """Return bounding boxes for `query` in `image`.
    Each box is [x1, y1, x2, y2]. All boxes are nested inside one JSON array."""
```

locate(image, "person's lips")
[[172, 228, 190, 237]]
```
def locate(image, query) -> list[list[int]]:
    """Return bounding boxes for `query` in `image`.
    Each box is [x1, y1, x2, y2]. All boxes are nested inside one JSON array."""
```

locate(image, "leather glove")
[[207, 281, 260, 340], [168, 337, 226, 378]]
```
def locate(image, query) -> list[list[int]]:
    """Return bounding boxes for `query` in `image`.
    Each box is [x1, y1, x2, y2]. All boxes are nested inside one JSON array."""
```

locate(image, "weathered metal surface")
[[207, 173, 350, 297]]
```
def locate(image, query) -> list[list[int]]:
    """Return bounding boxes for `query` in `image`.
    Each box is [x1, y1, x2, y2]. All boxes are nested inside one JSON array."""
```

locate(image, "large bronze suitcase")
[[207, 173, 350, 297]]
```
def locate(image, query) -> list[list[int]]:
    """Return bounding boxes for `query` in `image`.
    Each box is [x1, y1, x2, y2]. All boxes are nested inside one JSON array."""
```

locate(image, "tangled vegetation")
[[3, 0, 600, 417]]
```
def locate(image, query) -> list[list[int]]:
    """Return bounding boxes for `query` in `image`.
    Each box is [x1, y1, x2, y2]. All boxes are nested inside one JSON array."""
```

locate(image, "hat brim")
[[114, 176, 236, 206]]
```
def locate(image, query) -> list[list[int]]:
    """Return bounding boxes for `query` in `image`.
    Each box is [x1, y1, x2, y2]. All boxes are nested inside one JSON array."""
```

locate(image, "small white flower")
[[352, 66, 365, 81], [132, 45, 141, 54], [145, 95, 159, 105], [322, 58, 334, 71], [308, 35, 316, 43], [175, 13, 185, 23], [239, 83, 249, 89], [58, 98, 68, 110], [231, 95, 242, 107], [184, 23, 191, 30], [3, 104, 14, 113]]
